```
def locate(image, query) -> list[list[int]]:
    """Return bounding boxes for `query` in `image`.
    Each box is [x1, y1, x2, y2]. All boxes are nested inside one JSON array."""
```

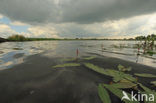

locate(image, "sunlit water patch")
[[0, 40, 156, 69]]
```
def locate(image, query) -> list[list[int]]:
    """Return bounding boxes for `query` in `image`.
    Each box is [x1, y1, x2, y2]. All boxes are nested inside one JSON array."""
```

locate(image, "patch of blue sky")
[[0, 16, 29, 33], [10, 25, 29, 33], [0, 16, 11, 24]]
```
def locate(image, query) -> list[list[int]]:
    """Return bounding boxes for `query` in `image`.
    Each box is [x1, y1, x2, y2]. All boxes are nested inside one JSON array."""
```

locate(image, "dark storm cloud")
[[0, 0, 156, 24]]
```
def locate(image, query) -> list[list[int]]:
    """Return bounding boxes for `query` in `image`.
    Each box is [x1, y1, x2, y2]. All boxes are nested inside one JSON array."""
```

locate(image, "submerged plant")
[[53, 63, 81, 68]]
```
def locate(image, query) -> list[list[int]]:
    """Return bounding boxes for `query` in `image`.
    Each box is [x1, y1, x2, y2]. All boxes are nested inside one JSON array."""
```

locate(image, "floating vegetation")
[[98, 83, 156, 103], [83, 63, 107, 75], [98, 84, 111, 103], [109, 81, 137, 89], [62, 58, 76, 62], [138, 83, 156, 102], [151, 81, 156, 86], [62, 56, 96, 62], [118, 64, 132, 72], [53, 63, 80, 68], [83, 56, 96, 60], [135, 34, 156, 56], [84, 63, 136, 82], [0, 51, 4, 54], [111, 44, 131, 49], [146, 50, 156, 56], [13, 48, 23, 50], [134, 73, 156, 78], [103, 84, 139, 103]]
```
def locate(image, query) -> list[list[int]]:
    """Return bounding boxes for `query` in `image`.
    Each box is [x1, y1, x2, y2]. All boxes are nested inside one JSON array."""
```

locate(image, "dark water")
[[0, 40, 156, 69]]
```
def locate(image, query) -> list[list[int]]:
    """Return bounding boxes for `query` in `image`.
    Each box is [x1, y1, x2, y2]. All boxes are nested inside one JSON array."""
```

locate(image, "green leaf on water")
[[84, 56, 96, 60], [139, 83, 155, 93], [104, 84, 139, 103], [138, 83, 156, 102], [110, 81, 137, 89], [151, 81, 156, 86], [118, 64, 132, 72], [84, 63, 136, 82], [13, 48, 23, 50], [53, 63, 80, 68], [135, 73, 156, 78], [62, 58, 76, 62], [105, 69, 136, 82], [83, 63, 107, 75], [98, 84, 111, 103]]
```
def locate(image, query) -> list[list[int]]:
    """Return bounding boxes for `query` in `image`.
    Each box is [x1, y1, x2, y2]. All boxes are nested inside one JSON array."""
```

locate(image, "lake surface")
[[0, 40, 156, 69]]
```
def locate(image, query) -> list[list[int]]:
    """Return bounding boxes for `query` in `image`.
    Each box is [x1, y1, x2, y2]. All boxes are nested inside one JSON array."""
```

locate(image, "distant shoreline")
[[0, 37, 138, 43]]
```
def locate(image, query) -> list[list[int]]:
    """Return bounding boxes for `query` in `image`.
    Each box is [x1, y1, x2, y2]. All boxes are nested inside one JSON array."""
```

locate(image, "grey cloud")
[[0, 0, 156, 24]]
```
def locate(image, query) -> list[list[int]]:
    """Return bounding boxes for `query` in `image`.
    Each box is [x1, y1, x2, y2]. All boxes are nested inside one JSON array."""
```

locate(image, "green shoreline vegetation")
[[0, 34, 156, 42]]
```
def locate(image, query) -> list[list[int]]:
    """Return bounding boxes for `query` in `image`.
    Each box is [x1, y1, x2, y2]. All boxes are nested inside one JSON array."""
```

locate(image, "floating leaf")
[[135, 73, 156, 78], [62, 58, 76, 62], [98, 84, 111, 103], [104, 84, 139, 103], [110, 81, 137, 89], [53, 63, 80, 68], [118, 64, 131, 72], [139, 83, 155, 93], [138, 83, 156, 102], [84, 63, 136, 82], [151, 81, 156, 86], [84, 63, 107, 75], [105, 69, 136, 82], [13, 48, 23, 50], [84, 56, 96, 60]]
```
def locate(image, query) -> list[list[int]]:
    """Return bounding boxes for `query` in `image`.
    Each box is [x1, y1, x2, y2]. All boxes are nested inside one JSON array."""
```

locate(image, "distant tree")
[[8, 34, 26, 41], [135, 34, 156, 40]]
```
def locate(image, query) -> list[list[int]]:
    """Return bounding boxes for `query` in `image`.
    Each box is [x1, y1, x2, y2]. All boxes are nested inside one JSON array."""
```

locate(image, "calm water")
[[0, 40, 156, 69]]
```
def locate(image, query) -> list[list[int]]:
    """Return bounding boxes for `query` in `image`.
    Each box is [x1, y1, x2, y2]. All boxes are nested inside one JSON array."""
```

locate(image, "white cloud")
[[0, 14, 3, 19], [11, 21, 28, 26], [1, 12, 156, 39], [0, 23, 17, 38], [27, 25, 60, 38]]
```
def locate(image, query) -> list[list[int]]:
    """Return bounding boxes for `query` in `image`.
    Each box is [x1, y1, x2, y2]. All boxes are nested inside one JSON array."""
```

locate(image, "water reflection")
[[0, 40, 156, 69]]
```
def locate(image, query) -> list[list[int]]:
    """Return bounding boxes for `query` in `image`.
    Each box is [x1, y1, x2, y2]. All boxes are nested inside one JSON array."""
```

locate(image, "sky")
[[0, 0, 156, 39]]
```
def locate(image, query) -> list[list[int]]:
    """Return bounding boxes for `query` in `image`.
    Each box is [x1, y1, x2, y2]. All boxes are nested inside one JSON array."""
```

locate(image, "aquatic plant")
[[98, 84, 111, 103], [151, 81, 156, 86], [138, 83, 156, 102], [108, 81, 137, 89], [118, 64, 132, 72], [135, 34, 156, 56], [84, 63, 136, 82], [98, 82, 156, 103], [13, 48, 23, 50], [53, 63, 81, 68], [134, 73, 156, 78], [103, 84, 139, 103], [83, 56, 96, 60], [62, 58, 76, 62]]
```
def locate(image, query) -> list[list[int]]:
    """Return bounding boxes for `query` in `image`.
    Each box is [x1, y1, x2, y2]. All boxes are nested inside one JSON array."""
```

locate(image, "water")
[[0, 40, 156, 69]]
